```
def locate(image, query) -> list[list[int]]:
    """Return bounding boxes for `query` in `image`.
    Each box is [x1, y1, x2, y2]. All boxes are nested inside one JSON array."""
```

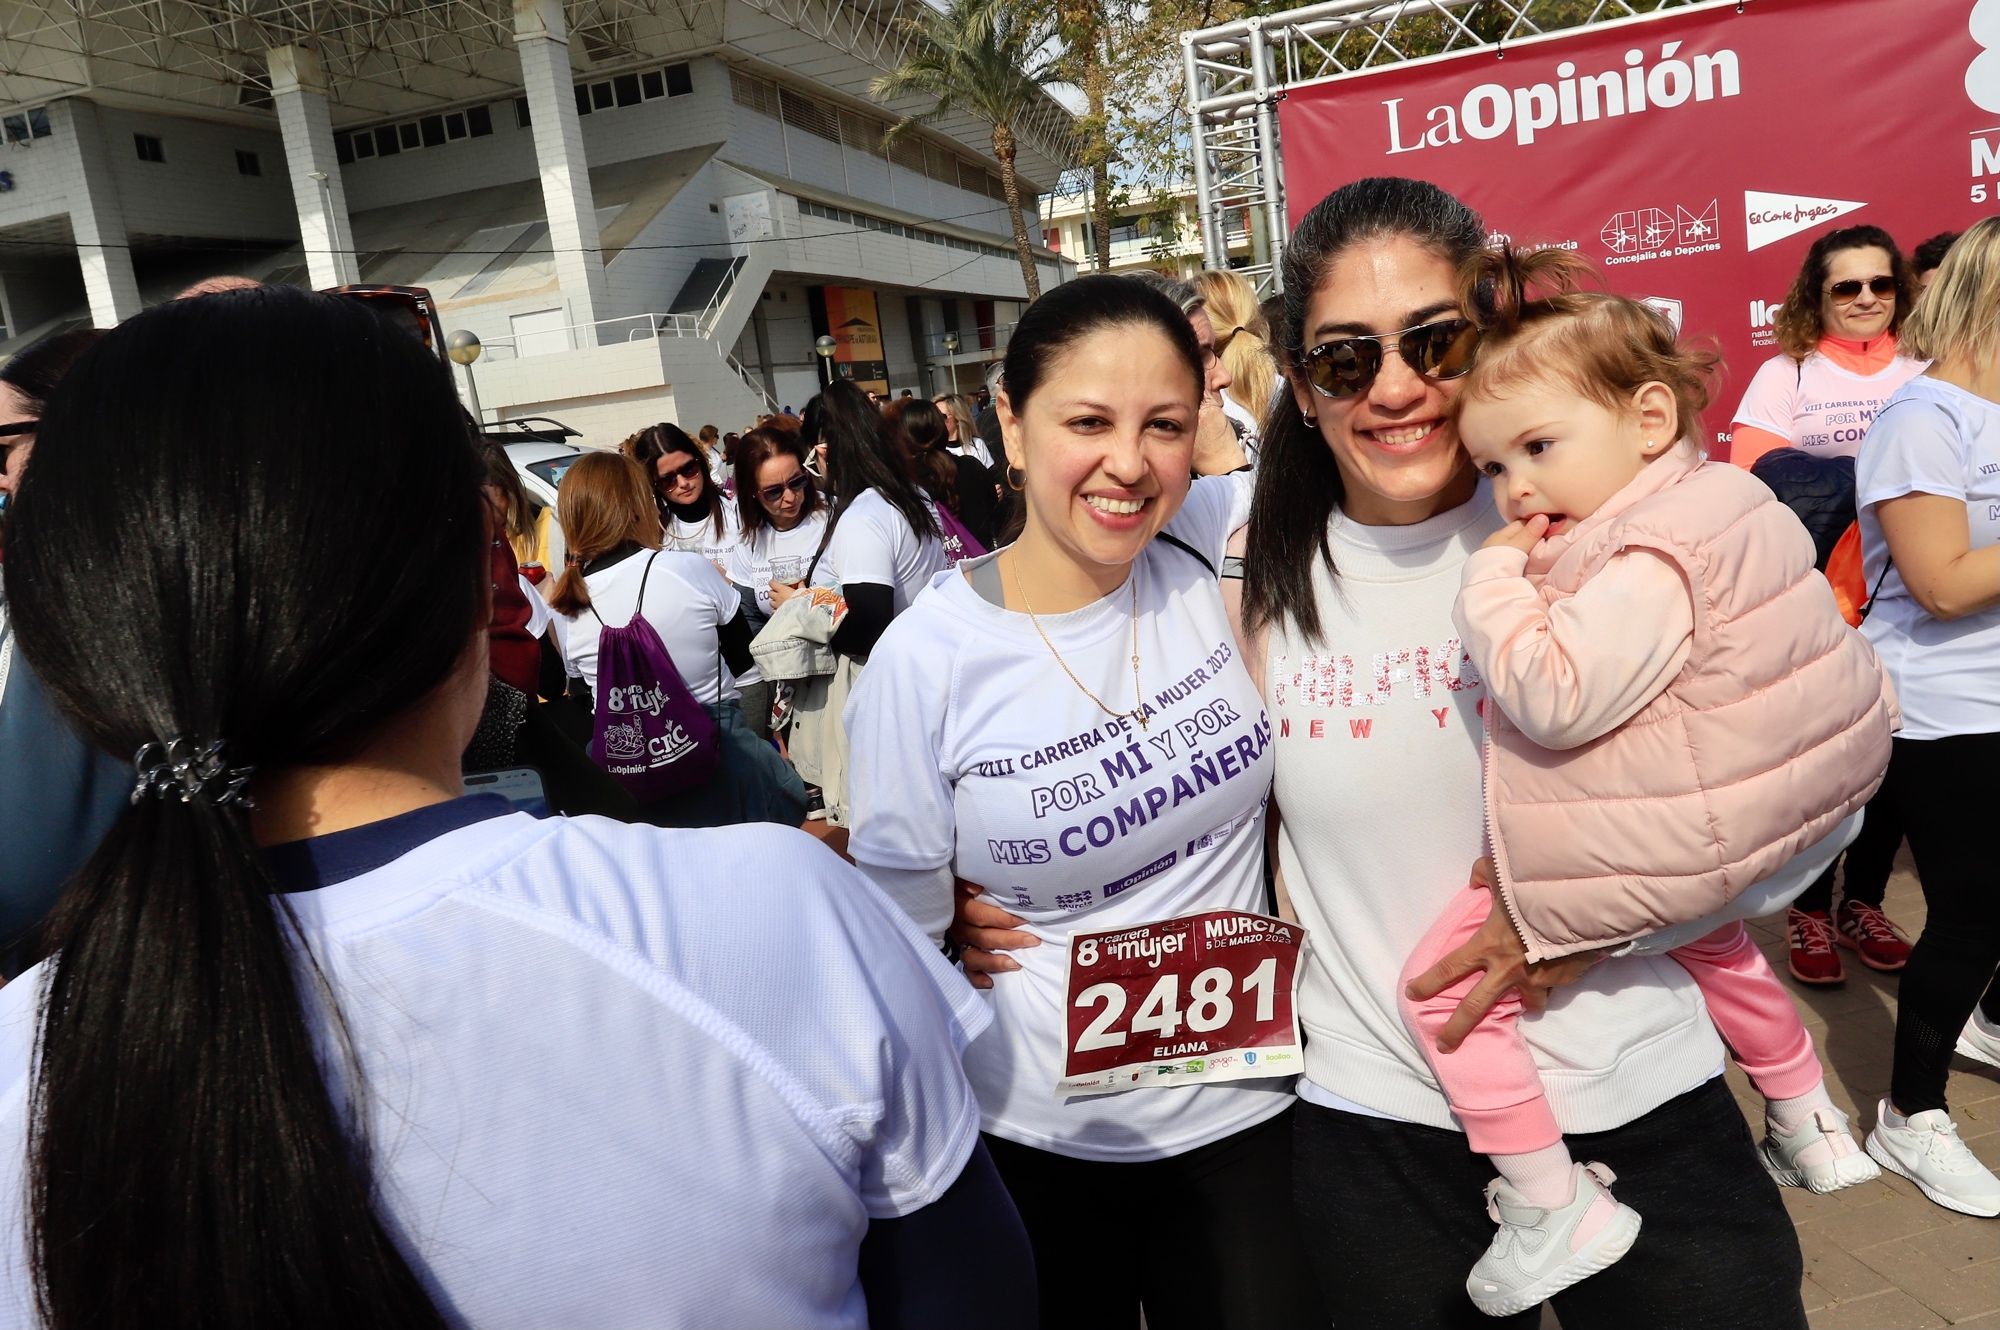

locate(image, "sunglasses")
[[656, 458, 706, 486], [0, 420, 35, 438], [758, 472, 811, 505], [1826, 276, 1897, 304], [1302, 318, 1482, 400]]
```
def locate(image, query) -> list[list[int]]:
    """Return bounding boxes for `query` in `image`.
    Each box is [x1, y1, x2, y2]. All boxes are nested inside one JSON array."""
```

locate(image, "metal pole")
[[1248, 17, 1288, 286], [460, 362, 484, 424], [1183, 33, 1224, 271]]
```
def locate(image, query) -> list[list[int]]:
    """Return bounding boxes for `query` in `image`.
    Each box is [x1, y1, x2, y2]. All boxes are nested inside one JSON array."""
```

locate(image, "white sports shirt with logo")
[[1732, 347, 1925, 457], [665, 503, 743, 569], [846, 474, 1293, 1163], [0, 812, 990, 1329], [825, 489, 947, 613]]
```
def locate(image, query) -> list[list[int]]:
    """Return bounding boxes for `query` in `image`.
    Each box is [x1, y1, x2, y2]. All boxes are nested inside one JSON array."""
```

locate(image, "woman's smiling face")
[[1289, 234, 1477, 525]]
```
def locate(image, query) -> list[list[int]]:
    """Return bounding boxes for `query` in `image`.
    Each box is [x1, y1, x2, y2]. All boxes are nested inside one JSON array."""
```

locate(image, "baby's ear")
[[1632, 381, 1678, 447]]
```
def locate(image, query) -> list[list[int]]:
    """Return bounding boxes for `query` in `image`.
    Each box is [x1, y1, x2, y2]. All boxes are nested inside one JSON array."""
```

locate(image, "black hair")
[[622, 421, 724, 540], [1242, 177, 1486, 643], [1913, 230, 1960, 276], [0, 329, 106, 417], [999, 273, 1202, 419], [817, 378, 938, 545], [2, 286, 481, 1329]]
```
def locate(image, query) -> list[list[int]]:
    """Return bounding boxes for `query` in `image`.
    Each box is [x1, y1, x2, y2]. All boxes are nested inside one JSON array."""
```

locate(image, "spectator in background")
[[1853, 217, 2000, 1216], [1730, 225, 1926, 987], [621, 422, 742, 576], [933, 393, 995, 468], [1913, 232, 1959, 294], [0, 328, 120, 980], [1195, 268, 1280, 455], [888, 398, 999, 551], [974, 362, 1006, 464], [697, 423, 729, 488], [1128, 271, 1251, 477]]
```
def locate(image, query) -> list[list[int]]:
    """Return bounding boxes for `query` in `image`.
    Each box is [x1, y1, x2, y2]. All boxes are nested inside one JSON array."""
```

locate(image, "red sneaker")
[[1787, 909, 1844, 986], [1835, 901, 1911, 972]]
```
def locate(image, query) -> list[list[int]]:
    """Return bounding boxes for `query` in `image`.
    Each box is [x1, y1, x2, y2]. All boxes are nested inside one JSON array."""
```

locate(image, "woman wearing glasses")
[[621, 422, 742, 578], [1241, 177, 1805, 1327], [1731, 226, 1926, 987], [729, 426, 833, 742]]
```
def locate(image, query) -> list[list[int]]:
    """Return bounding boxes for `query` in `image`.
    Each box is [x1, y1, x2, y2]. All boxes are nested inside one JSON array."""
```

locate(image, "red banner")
[[1276, 0, 1995, 457]]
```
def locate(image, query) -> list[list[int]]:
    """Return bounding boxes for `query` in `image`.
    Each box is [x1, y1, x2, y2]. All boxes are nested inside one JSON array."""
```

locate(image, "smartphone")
[[464, 766, 550, 817]]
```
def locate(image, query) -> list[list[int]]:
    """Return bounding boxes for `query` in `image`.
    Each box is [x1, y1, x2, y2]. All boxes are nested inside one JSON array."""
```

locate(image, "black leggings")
[[1292, 1079, 1806, 1330], [1793, 783, 1906, 913], [1887, 732, 2000, 1114], [984, 1107, 1321, 1330]]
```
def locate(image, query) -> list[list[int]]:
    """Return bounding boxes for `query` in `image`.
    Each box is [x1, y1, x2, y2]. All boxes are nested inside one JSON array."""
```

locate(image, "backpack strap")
[[1156, 531, 1217, 577], [585, 551, 662, 629]]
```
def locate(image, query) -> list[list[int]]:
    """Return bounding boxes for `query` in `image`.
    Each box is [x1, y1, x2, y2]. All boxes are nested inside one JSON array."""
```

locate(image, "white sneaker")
[[1957, 1010, 2000, 1071], [1865, 1098, 2000, 1218], [1467, 1161, 1644, 1318], [1761, 1108, 1881, 1193]]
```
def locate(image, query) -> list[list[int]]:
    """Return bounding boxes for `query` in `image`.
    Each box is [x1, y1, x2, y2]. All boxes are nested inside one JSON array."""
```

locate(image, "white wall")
[[94, 107, 294, 240]]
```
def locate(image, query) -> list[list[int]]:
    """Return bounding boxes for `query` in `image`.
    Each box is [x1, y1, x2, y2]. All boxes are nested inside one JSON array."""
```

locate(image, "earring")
[[1303, 412, 1317, 426], [1005, 465, 1026, 492]]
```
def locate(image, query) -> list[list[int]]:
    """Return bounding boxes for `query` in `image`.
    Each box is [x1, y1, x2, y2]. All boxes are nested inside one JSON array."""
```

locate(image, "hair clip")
[[131, 737, 256, 810]]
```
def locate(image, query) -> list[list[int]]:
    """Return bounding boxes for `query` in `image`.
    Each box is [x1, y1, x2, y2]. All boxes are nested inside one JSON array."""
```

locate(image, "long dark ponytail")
[[3, 286, 483, 1329], [1242, 177, 1487, 644]]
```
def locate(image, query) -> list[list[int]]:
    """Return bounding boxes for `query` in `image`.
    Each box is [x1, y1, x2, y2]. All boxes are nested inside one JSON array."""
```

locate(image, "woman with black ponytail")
[[0, 286, 1029, 1330]]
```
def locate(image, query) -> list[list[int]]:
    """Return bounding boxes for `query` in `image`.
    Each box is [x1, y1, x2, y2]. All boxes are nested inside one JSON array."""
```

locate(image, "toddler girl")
[[1401, 247, 1899, 1317]]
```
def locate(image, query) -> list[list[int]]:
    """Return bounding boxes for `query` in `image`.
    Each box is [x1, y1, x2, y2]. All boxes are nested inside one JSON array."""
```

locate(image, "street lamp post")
[[446, 329, 484, 425], [814, 334, 837, 387], [940, 330, 961, 397]]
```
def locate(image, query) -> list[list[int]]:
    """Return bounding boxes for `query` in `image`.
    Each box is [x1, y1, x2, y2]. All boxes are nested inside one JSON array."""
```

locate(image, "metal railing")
[[922, 322, 1018, 361]]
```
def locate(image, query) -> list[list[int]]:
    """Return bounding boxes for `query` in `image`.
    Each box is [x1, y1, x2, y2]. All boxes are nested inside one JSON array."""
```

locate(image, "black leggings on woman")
[[1887, 732, 2000, 1114], [984, 1107, 1321, 1330]]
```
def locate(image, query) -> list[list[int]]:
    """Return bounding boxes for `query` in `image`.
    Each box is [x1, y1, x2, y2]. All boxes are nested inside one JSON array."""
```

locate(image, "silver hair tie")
[[131, 738, 256, 810]]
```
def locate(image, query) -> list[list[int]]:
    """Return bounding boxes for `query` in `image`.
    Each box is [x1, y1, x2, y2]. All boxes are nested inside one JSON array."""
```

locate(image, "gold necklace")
[[1010, 552, 1147, 731]]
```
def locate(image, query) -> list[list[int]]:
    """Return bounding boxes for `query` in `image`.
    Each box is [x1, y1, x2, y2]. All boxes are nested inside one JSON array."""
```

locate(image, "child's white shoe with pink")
[[1466, 1160, 1643, 1318], [1761, 1108, 1880, 1194]]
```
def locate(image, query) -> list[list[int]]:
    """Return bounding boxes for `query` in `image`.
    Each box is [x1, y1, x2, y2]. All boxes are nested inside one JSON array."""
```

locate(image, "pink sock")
[[1492, 1143, 1577, 1209]]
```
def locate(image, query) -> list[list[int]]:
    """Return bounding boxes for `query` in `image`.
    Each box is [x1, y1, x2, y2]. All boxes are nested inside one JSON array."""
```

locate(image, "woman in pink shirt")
[[1401, 244, 1897, 1315], [1731, 226, 1926, 986]]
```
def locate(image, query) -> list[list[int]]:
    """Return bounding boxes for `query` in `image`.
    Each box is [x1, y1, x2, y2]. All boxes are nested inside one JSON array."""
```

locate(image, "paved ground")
[[808, 822, 1999, 1324], [1731, 855, 2000, 1329]]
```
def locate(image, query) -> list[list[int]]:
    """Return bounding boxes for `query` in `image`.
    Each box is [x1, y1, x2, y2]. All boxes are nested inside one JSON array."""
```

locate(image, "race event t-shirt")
[[0, 810, 990, 1329], [1858, 375, 2000, 740], [826, 489, 947, 613], [847, 475, 1292, 1163], [559, 549, 742, 706], [728, 509, 838, 616], [666, 504, 743, 572], [1732, 347, 1925, 458]]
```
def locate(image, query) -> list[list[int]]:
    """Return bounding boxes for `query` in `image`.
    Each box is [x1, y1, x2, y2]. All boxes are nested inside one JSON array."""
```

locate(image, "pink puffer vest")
[[1486, 453, 1897, 962]]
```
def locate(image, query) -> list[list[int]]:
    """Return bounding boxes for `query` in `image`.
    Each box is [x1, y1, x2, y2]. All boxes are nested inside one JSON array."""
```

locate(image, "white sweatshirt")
[[1266, 483, 1725, 1134]]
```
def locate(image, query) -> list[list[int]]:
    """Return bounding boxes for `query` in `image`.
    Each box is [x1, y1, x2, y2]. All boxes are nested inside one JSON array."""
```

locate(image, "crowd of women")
[[0, 175, 1995, 1330]]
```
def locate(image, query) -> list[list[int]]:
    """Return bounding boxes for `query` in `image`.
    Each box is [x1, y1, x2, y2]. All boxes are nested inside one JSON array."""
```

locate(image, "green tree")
[[873, 0, 1065, 299]]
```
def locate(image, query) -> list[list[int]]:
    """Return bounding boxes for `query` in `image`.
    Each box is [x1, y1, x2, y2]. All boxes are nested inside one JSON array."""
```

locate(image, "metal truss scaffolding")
[[1184, 0, 1696, 293]]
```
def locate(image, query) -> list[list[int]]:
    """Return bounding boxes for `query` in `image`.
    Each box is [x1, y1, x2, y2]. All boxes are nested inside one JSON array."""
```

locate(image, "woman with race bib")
[[845, 275, 1319, 1329]]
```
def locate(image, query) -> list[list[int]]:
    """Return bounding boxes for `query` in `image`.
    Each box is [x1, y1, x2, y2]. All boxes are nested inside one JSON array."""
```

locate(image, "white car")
[[488, 418, 583, 573]]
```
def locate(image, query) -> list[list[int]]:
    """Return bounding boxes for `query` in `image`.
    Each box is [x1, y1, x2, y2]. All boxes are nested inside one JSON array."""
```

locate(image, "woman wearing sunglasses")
[[621, 422, 742, 578], [1731, 226, 1926, 988], [1235, 177, 1806, 1327], [729, 425, 832, 741]]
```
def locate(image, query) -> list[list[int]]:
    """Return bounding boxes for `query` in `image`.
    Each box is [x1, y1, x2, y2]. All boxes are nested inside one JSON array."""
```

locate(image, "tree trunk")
[[993, 124, 1042, 301], [1086, 39, 1112, 272]]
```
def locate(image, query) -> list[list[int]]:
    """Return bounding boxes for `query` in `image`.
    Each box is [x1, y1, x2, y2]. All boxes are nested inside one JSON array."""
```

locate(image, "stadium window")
[[134, 133, 165, 163], [642, 70, 665, 100], [445, 111, 467, 140], [614, 73, 642, 108], [374, 126, 400, 156], [515, 97, 533, 129], [335, 134, 354, 165], [664, 63, 693, 97], [574, 85, 593, 116], [397, 122, 420, 150], [590, 82, 615, 111], [235, 149, 261, 176], [468, 105, 493, 137], [28, 108, 50, 138], [420, 115, 446, 148], [1, 116, 26, 144]]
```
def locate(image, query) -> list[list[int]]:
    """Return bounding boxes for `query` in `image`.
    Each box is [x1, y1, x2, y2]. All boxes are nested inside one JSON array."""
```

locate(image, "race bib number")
[[1058, 909, 1306, 1099]]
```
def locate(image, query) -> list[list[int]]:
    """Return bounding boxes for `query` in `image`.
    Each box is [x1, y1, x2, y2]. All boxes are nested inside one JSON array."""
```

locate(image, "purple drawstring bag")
[[934, 501, 986, 565], [587, 553, 720, 801]]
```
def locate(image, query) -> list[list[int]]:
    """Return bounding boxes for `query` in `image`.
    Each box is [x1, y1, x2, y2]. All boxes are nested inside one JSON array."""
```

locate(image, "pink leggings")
[[1399, 884, 1824, 1154]]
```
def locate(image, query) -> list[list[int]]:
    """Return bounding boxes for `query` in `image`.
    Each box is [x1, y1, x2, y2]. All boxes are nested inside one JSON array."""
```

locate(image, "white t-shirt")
[[665, 503, 743, 572], [1858, 375, 2000, 740], [1269, 483, 1725, 1133], [846, 475, 1291, 1163], [0, 806, 989, 1330], [560, 549, 742, 706], [729, 509, 838, 617], [1732, 349, 1926, 456], [826, 489, 947, 613]]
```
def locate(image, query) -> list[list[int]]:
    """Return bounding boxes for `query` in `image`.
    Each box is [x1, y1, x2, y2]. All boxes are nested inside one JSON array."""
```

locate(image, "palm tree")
[[872, 0, 1065, 300]]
